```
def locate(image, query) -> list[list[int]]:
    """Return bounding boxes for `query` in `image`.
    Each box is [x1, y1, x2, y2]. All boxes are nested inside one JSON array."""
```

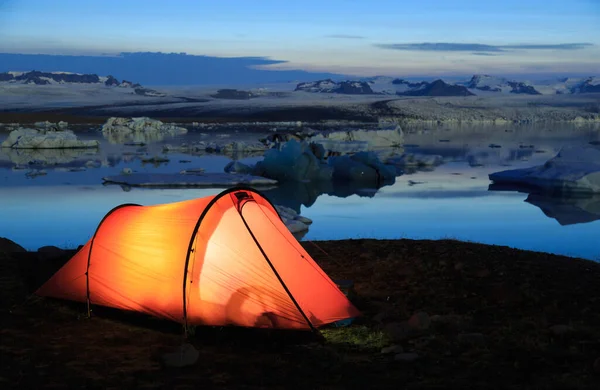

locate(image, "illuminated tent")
[[36, 187, 360, 331]]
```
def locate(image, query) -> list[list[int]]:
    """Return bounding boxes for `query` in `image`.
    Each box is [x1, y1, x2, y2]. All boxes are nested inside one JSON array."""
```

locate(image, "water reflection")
[[489, 182, 600, 226], [260, 180, 387, 214], [1, 122, 600, 260], [526, 193, 600, 226]]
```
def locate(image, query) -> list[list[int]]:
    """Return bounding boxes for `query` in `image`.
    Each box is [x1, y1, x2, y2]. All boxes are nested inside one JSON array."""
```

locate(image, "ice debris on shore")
[[489, 144, 600, 195], [274, 205, 313, 235], [1, 128, 100, 149], [101, 117, 188, 144]]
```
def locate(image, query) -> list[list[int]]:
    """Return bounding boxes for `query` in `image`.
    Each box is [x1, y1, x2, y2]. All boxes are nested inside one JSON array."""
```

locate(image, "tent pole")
[[237, 206, 322, 339]]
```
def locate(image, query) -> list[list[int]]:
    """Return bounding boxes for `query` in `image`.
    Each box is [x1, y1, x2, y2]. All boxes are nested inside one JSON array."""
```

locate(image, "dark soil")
[[0, 104, 376, 125], [2, 239, 600, 389]]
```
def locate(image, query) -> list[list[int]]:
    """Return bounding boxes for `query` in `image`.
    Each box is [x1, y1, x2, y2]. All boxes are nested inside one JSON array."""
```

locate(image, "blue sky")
[[1, 0, 599, 76]]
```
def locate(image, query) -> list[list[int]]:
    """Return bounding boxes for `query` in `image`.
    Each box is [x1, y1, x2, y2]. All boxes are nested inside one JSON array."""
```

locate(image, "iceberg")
[[101, 117, 187, 144], [307, 125, 404, 150], [489, 145, 600, 195], [329, 152, 397, 183], [525, 193, 600, 226], [253, 139, 333, 182], [1, 128, 100, 149]]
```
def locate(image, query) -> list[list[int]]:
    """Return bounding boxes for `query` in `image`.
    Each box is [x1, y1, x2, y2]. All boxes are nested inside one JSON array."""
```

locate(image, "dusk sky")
[[1, 0, 599, 77]]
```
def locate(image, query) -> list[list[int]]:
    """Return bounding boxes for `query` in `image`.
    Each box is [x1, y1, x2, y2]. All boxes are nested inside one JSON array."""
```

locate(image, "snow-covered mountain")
[[462, 75, 541, 95], [294, 79, 374, 94], [295, 78, 473, 97], [570, 77, 600, 93], [0, 70, 166, 97], [462, 74, 600, 95]]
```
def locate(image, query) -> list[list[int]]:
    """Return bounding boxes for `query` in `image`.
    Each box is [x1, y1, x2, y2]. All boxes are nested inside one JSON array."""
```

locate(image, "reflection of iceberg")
[[103, 130, 172, 144], [489, 182, 600, 226], [525, 193, 600, 226], [260, 179, 390, 214], [489, 145, 600, 195], [2, 147, 100, 166]]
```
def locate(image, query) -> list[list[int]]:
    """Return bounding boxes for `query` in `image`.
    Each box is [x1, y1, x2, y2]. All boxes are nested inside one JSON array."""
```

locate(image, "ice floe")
[[489, 145, 600, 195], [1, 128, 100, 149], [101, 117, 188, 144]]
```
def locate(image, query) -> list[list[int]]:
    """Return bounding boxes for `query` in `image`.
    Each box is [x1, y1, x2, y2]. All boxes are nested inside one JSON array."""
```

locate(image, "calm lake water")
[[1, 123, 599, 261]]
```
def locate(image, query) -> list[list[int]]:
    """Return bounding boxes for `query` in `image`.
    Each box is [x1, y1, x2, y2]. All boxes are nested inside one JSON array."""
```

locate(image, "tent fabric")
[[36, 187, 360, 330]]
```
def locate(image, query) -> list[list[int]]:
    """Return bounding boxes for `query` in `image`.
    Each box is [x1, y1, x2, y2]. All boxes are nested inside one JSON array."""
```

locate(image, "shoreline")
[[2, 93, 600, 127], [2, 236, 600, 388]]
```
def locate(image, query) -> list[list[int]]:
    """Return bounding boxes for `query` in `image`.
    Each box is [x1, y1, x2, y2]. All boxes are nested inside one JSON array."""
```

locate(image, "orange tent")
[[36, 187, 360, 332]]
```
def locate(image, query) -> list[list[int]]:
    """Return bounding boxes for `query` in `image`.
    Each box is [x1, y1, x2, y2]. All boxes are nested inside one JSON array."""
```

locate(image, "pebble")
[[593, 357, 600, 374], [408, 312, 431, 330], [381, 345, 404, 354], [457, 333, 486, 344], [394, 353, 420, 362], [549, 324, 573, 336]]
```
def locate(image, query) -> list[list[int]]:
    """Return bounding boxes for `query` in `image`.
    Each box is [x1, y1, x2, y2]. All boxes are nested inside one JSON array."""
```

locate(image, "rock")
[[381, 345, 404, 354], [101, 117, 187, 144], [489, 145, 600, 195], [457, 333, 486, 345], [394, 352, 420, 362], [1, 128, 100, 149], [474, 268, 491, 278], [102, 173, 278, 188], [161, 343, 199, 368], [407, 312, 431, 330], [550, 324, 573, 335], [384, 322, 413, 342], [373, 311, 391, 323], [0, 237, 26, 253], [593, 357, 600, 375]]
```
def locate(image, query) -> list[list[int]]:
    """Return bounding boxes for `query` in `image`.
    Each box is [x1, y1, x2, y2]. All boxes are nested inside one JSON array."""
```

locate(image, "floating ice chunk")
[[329, 151, 397, 183], [101, 117, 187, 144], [307, 126, 404, 149], [489, 145, 600, 195], [253, 139, 333, 182], [1, 128, 100, 149]]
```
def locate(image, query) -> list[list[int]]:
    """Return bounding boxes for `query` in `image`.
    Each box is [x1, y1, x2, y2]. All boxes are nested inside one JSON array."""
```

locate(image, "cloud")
[[501, 43, 594, 50], [375, 42, 595, 53], [325, 34, 366, 40]]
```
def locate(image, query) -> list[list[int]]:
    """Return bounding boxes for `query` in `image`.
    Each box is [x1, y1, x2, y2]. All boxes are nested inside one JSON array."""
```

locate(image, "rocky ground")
[[1, 238, 600, 389]]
